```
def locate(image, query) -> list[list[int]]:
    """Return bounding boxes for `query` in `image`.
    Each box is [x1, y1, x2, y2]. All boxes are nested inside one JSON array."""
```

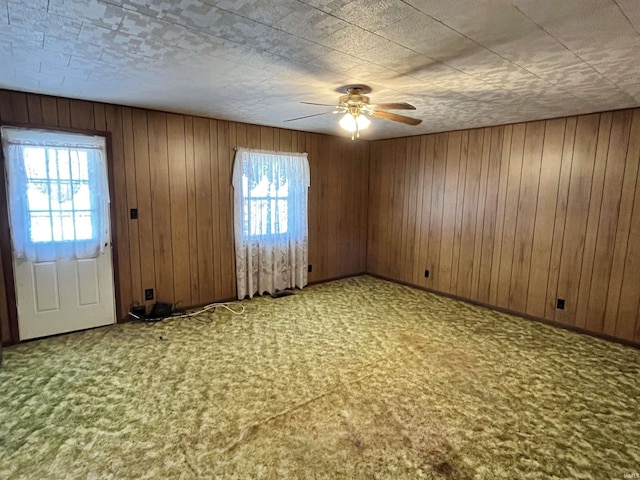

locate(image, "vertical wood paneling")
[[147, 112, 174, 303], [0, 89, 369, 343], [316, 134, 329, 280], [509, 121, 545, 312], [602, 110, 640, 336], [496, 123, 526, 308], [167, 114, 190, 306], [616, 174, 640, 341], [367, 108, 640, 343], [308, 133, 321, 282], [209, 120, 223, 298], [574, 113, 613, 328], [489, 125, 513, 305], [329, 137, 345, 277], [26, 94, 43, 124], [470, 128, 491, 299], [404, 138, 420, 284], [584, 111, 632, 332], [387, 139, 402, 279], [358, 140, 369, 274], [555, 114, 600, 325], [341, 139, 353, 275], [378, 140, 394, 276], [40, 96, 59, 125], [217, 121, 234, 299], [0, 90, 15, 120], [10, 92, 28, 124], [193, 117, 214, 303], [93, 104, 106, 131], [224, 123, 236, 298], [56, 98, 71, 127], [526, 118, 566, 318], [399, 139, 412, 282], [131, 109, 156, 307], [428, 133, 447, 289], [457, 129, 482, 299], [69, 99, 94, 130], [121, 107, 142, 307], [451, 130, 469, 293], [544, 117, 576, 320], [366, 141, 381, 275], [185, 117, 200, 303], [439, 131, 462, 293], [412, 136, 429, 286], [476, 126, 504, 303]]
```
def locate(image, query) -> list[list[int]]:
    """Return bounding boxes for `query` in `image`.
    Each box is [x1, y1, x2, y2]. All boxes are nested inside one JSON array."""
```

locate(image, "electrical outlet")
[[130, 208, 138, 219], [424, 269, 430, 278], [145, 288, 154, 301], [308, 264, 312, 273], [556, 298, 565, 310]]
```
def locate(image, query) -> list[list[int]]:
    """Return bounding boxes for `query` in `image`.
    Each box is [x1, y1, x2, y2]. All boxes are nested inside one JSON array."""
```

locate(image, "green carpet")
[[0, 275, 638, 479]]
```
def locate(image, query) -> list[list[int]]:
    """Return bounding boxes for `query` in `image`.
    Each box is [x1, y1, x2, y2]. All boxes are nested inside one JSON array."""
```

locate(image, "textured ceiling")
[[1, 0, 639, 140]]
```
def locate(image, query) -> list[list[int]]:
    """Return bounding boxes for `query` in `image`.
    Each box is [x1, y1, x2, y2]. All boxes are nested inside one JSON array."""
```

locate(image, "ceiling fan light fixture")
[[339, 113, 371, 132]]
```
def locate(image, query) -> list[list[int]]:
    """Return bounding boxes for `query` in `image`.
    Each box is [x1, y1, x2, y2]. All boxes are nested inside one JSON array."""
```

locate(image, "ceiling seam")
[[511, 5, 637, 105], [289, 0, 560, 110], [612, 0, 640, 36], [398, 0, 597, 106]]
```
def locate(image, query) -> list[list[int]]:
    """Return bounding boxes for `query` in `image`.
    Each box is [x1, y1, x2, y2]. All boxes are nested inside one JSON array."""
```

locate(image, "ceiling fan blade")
[[371, 110, 422, 126], [372, 102, 416, 111], [300, 102, 338, 107], [283, 111, 335, 122]]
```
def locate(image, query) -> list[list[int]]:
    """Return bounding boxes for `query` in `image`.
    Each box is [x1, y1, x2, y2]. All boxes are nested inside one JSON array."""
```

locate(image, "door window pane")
[[23, 147, 94, 243]]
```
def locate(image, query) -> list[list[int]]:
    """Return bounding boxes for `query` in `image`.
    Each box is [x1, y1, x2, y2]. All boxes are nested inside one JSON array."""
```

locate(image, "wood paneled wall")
[[0, 89, 369, 344], [367, 110, 640, 344], [3, 87, 639, 346]]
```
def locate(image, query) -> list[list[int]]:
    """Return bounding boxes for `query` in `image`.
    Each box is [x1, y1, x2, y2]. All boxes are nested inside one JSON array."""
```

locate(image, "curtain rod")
[[233, 147, 308, 155]]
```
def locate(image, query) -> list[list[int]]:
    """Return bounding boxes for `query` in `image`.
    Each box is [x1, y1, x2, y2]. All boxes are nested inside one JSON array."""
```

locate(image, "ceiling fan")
[[284, 85, 422, 139]]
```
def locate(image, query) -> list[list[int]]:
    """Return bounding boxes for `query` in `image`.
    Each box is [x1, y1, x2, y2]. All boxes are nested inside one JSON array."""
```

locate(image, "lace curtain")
[[232, 148, 310, 299], [1, 127, 110, 262]]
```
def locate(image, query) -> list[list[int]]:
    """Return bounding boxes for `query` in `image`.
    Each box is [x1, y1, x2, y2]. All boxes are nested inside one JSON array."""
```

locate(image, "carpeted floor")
[[0, 275, 638, 479]]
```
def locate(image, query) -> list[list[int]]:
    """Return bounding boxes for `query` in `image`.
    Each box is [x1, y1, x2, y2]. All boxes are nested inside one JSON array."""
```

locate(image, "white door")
[[1, 127, 116, 341], [13, 243, 116, 340]]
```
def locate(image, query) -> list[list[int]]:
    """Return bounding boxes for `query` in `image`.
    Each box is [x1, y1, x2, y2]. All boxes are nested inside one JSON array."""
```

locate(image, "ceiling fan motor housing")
[[339, 91, 369, 107], [340, 88, 370, 118]]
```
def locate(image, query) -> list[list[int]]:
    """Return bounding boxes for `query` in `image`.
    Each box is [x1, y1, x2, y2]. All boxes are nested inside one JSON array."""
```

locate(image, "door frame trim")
[[0, 122, 122, 344]]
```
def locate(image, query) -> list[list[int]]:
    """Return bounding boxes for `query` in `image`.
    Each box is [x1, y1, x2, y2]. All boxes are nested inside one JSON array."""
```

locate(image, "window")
[[23, 146, 95, 243], [232, 148, 310, 299], [1, 127, 110, 262], [234, 149, 309, 242], [242, 172, 290, 237]]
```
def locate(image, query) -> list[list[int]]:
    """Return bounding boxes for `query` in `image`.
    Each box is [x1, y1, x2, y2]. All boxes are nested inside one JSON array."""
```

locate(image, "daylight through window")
[[242, 174, 289, 237], [1, 127, 110, 262], [24, 146, 94, 243], [232, 148, 310, 299]]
